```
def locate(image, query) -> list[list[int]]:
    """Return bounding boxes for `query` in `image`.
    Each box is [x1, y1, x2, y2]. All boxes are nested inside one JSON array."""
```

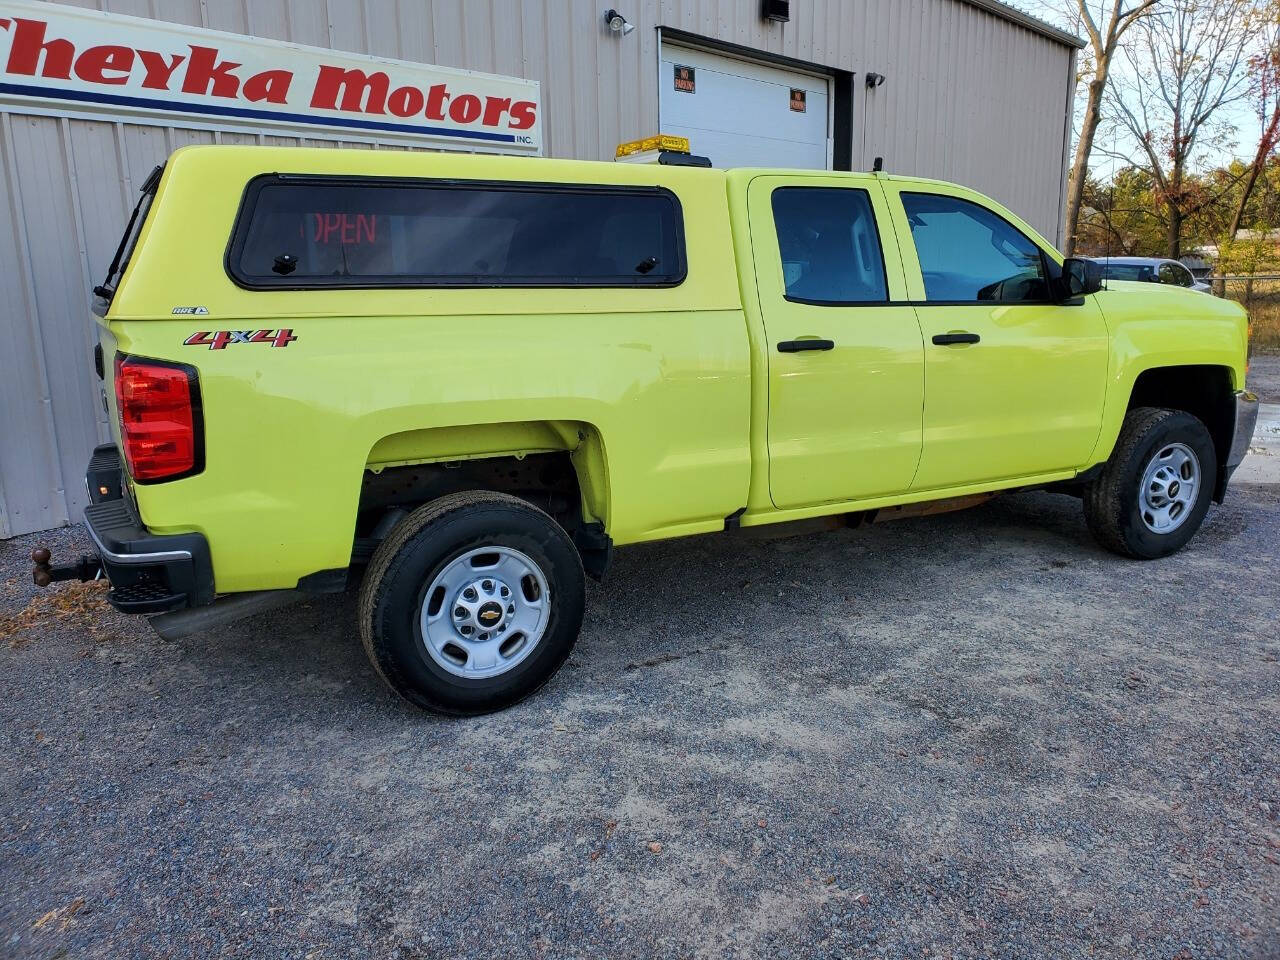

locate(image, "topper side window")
[[227, 176, 686, 289]]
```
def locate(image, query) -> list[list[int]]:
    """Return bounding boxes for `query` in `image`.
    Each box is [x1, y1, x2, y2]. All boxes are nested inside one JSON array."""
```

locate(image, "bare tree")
[[1225, 2, 1280, 242], [1105, 0, 1255, 257], [1062, 1, 1161, 256]]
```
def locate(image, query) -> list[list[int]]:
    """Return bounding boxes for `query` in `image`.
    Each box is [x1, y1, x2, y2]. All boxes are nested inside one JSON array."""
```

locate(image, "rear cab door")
[[746, 174, 924, 508]]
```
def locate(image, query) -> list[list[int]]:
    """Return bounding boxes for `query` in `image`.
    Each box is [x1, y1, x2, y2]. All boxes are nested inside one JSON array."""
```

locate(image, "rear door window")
[[770, 187, 889, 304], [227, 176, 686, 288]]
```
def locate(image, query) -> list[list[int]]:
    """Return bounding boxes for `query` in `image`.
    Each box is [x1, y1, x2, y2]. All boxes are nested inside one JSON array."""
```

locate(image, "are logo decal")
[[172, 305, 209, 315], [184, 329, 297, 350]]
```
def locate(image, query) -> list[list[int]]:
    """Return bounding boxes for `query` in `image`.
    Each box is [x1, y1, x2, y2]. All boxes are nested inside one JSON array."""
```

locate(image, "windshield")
[[94, 164, 163, 308]]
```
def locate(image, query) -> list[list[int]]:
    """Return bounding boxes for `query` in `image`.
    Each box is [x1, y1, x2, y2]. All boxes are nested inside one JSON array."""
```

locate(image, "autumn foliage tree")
[[1224, 2, 1280, 245], [1061, 0, 1161, 256], [1105, 0, 1255, 257]]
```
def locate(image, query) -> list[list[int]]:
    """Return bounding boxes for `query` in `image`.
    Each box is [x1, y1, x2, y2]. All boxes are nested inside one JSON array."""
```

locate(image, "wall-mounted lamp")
[[865, 72, 886, 89], [604, 9, 635, 36], [761, 0, 790, 22]]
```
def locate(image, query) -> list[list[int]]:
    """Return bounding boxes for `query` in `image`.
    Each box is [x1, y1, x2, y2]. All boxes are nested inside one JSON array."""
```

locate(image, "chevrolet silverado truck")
[[35, 145, 1258, 715]]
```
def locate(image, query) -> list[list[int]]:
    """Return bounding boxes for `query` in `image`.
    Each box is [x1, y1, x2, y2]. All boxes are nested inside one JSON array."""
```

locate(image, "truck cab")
[[43, 145, 1258, 714]]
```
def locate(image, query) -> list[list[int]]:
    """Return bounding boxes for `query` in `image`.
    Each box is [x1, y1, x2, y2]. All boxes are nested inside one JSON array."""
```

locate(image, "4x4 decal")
[[184, 329, 297, 350]]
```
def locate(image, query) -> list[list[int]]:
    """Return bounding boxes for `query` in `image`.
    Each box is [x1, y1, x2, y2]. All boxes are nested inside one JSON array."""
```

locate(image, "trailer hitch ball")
[[32, 547, 53, 587], [31, 547, 101, 587]]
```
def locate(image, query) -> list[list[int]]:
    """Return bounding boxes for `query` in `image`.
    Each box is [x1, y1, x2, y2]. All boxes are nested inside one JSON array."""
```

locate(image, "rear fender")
[[365, 420, 610, 528]]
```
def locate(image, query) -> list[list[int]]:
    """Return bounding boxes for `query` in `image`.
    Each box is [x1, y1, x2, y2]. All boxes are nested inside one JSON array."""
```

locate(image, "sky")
[[1014, 0, 1266, 178]]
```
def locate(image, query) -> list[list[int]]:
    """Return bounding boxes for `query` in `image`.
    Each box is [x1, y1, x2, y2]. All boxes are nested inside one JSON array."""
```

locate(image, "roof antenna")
[[872, 156, 883, 173]]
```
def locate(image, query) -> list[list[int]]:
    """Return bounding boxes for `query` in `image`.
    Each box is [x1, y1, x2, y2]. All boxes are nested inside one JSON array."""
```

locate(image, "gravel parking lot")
[[1248, 352, 1280, 402], [3, 408, 1278, 959]]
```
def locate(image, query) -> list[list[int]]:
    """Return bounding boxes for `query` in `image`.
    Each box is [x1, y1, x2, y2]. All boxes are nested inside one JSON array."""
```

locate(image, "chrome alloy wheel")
[[418, 546, 551, 680], [1138, 442, 1201, 534]]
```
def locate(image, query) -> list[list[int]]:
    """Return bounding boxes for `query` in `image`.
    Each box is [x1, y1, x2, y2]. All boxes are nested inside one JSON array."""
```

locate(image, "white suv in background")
[[1090, 256, 1211, 293]]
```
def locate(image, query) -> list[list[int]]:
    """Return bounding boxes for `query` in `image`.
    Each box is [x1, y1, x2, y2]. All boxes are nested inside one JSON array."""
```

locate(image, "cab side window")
[[771, 187, 889, 304], [901, 193, 1049, 303]]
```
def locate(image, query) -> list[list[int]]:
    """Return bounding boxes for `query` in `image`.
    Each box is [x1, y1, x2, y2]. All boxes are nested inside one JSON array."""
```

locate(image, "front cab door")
[[882, 184, 1110, 491], [748, 176, 925, 508]]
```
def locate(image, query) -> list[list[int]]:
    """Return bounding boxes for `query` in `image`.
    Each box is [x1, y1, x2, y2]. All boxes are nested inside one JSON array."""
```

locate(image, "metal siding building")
[[0, 0, 1079, 537]]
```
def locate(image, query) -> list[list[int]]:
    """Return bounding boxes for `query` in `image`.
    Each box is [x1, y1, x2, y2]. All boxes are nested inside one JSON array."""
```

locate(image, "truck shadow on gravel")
[[155, 487, 1248, 712]]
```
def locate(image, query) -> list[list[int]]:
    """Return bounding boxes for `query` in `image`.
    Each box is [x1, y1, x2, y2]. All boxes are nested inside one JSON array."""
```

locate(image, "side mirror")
[[1058, 257, 1103, 300]]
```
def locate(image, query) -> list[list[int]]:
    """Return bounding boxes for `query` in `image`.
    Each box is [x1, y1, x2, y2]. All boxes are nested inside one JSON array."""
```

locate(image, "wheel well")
[[1128, 364, 1235, 477], [359, 451, 580, 529], [354, 452, 611, 578]]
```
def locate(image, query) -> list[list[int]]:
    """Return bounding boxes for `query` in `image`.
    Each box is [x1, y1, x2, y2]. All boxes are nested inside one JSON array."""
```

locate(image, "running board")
[[149, 590, 303, 641]]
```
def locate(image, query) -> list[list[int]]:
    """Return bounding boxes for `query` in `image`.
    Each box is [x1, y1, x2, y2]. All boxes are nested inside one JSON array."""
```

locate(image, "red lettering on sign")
[[424, 83, 450, 121], [448, 93, 481, 124], [181, 45, 241, 98], [137, 50, 186, 89], [243, 69, 292, 104], [73, 44, 133, 85], [482, 96, 511, 127], [387, 84, 425, 118], [311, 65, 389, 114], [0, 16, 538, 141], [5, 17, 74, 79], [508, 100, 537, 130]]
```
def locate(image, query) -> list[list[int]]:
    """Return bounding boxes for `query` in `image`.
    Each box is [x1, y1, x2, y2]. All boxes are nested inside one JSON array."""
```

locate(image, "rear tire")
[[1083, 407, 1217, 559], [358, 491, 585, 715]]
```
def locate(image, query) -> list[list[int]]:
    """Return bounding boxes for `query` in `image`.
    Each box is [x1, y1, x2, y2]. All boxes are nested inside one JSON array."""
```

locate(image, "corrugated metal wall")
[[0, 0, 1075, 537]]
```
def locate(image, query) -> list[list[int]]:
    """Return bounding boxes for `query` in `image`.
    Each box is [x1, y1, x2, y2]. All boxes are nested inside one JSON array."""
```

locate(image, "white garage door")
[[658, 44, 830, 170]]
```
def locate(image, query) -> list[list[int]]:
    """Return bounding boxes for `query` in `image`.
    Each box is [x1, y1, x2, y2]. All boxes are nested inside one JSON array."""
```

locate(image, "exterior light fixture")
[[865, 72, 886, 89], [762, 0, 790, 22], [604, 9, 635, 35]]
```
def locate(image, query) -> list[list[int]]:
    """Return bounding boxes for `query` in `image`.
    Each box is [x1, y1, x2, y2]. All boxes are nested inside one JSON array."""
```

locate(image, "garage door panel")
[[659, 44, 830, 170]]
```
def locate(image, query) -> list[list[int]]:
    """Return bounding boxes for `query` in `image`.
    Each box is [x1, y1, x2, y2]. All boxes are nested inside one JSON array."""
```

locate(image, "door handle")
[[777, 339, 835, 353], [931, 332, 981, 346]]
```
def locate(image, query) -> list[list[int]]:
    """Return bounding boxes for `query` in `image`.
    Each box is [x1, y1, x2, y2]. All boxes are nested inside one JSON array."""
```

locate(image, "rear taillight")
[[114, 354, 203, 482]]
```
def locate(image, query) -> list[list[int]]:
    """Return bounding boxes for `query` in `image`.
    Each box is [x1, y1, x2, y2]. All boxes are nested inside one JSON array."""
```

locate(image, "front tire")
[[358, 491, 585, 715], [1083, 407, 1218, 559]]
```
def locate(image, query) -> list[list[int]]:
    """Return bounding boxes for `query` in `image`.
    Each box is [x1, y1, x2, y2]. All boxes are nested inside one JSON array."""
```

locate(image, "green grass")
[[1220, 278, 1280, 351]]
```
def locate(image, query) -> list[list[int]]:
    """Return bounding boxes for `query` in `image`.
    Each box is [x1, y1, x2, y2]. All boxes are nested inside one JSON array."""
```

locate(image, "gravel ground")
[[3, 440, 1278, 959], [1246, 351, 1280, 403]]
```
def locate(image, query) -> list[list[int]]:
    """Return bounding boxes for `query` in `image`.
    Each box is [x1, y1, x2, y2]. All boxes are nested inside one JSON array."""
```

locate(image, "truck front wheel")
[[1083, 407, 1218, 559], [358, 491, 585, 714]]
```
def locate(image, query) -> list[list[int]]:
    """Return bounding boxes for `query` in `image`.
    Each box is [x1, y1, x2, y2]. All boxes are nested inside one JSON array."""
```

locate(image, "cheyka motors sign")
[[0, 2, 541, 153]]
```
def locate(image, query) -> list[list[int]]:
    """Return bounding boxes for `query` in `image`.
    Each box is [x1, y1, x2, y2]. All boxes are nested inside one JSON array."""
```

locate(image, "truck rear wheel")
[[1083, 407, 1217, 559], [358, 491, 585, 715]]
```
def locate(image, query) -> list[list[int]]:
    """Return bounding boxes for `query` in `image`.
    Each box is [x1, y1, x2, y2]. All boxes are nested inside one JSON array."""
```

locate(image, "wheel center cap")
[[477, 601, 504, 628], [1169, 481, 1180, 497]]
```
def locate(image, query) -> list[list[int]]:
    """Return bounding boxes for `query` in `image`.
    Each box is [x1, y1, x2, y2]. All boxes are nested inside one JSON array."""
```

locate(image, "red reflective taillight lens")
[[114, 354, 203, 482]]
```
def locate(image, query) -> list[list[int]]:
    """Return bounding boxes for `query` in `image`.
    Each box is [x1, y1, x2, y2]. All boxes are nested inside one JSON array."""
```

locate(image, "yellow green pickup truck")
[[37, 144, 1258, 714]]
